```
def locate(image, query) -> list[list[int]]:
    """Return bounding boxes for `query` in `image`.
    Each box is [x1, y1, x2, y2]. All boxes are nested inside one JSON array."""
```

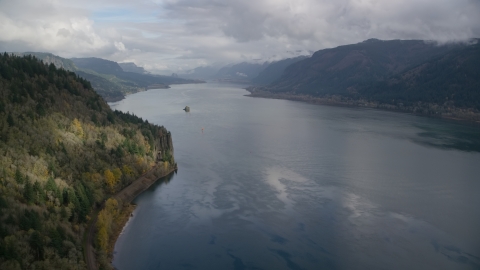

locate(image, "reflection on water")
[[111, 83, 480, 270]]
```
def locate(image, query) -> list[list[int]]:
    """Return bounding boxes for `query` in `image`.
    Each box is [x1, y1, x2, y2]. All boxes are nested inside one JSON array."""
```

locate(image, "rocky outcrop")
[[154, 129, 174, 163]]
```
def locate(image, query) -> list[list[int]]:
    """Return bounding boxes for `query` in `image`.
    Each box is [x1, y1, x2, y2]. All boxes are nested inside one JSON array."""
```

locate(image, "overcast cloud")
[[0, 0, 479, 74]]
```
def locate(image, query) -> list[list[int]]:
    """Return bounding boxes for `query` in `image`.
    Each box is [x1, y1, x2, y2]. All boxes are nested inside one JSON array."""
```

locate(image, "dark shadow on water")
[[228, 252, 246, 270], [132, 172, 176, 204], [411, 122, 480, 152], [209, 235, 216, 245], [268, 249, 307, 270], [431, 240, 480, 269], [150, 171, 175, 189]]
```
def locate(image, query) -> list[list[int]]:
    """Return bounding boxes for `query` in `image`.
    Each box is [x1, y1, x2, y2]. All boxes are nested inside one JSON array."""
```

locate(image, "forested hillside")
[[0, 54, 174, 269], [359, 41, 480, 110], [265, 39, 460, 95], [248, 39, 480, 120]]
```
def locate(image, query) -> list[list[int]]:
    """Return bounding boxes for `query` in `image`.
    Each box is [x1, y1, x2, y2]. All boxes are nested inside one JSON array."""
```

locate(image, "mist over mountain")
[[179, 66, 220, 80], [118, 62, 149, 74], [251, 56, 309, 85], [212, 62, 270, 83]]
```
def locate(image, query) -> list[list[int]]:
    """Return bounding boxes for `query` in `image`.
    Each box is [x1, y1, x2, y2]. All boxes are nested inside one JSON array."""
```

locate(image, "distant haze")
[[0, 0, 479, 74]]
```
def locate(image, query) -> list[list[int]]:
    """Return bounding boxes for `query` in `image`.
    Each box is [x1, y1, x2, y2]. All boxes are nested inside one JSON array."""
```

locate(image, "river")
[[110, 83, 480, 270]]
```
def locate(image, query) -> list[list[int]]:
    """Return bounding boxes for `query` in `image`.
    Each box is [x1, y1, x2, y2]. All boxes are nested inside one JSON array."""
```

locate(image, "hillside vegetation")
[[71, 57, 199, 99], [13, 53, 201, 102], [249, 39, 480, 120], [360, 42, 480, 110], [0, 54, 174, 269]]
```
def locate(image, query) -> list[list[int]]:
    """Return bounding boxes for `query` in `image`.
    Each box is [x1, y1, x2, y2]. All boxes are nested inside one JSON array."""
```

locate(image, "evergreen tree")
[[29, 231, 44, 260], [14, 168, 23, 184], [7, 113, 15, 127], [23, 178, 34, 204]]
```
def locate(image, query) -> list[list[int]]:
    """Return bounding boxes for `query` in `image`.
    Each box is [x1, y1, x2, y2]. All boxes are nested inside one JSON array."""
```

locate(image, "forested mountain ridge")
[[11, 53, 201, 102], [359, 41, 480, 110], [248, 39, 480, 120], [14, 53, 77, 71], [264, 39, 462, 95], [71, 57, 197, 86], [0, 54, 174, 269], [71, 57, 203, 101]]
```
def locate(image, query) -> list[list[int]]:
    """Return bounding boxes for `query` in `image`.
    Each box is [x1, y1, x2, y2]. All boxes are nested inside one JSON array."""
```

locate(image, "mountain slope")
[[180, 66, 220, 80], [214, 62, 270, 82], [266, 39, 462, 95], [360, 41, 480, 110], [118, 62, 148, 74], [70, 58, 124, 75], [13, 53, 139, 101], [248, 39, 480, 120], [0, 54, 174, 269], [71, 57, 199, 90], [251, 56, 309, 85], [14, 52, 77, 71]]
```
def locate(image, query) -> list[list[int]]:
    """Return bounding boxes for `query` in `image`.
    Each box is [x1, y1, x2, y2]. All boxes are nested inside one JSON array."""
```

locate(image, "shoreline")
[[85, 162, 178, 270], [245, 90, 480, 125], [107, 204, 136, 266]]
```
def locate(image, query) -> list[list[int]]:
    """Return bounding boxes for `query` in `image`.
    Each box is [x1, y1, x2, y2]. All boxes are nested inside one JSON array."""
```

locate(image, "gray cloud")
[[0, 0, 479, 74]]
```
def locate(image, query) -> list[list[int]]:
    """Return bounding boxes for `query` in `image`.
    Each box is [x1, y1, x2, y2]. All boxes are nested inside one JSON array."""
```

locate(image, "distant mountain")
[[251, 56, 309, 85], [71, 57, 124, 74], [118, 62, 148, 74], [181, 57, 309, 82], [180, 66, 219, 80], [69, 57, 201, 101], [214, 62, 270, 82], [248, 39, 480, 120], [265, 39, 462, 95], [14, 52, 77, 71], [360, 41, 480, 110], [70, 57, 196, 86]]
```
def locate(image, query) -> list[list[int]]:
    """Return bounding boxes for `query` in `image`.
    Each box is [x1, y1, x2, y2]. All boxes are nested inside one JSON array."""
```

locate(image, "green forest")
[[0, 54, 174, 269]]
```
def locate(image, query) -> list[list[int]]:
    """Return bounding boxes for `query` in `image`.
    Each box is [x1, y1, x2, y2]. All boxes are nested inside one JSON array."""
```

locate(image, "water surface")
[[111, 83, 480, 270]]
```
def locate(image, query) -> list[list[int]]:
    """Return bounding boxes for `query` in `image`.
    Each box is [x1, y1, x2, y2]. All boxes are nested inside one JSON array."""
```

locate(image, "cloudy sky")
[[0, 0, 479, 74]]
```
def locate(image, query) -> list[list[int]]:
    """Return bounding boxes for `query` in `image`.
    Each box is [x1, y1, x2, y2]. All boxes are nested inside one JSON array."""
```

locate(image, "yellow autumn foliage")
[[104, 169, 117, 192], [112, 168, 122, 182], [70, 118, 84, 138], [96, 198, 119, 253], [122, 165, 134, 176]]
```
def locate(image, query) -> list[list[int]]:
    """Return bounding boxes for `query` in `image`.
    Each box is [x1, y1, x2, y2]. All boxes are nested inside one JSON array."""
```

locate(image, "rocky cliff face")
[[155, 129, 174, 162]]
